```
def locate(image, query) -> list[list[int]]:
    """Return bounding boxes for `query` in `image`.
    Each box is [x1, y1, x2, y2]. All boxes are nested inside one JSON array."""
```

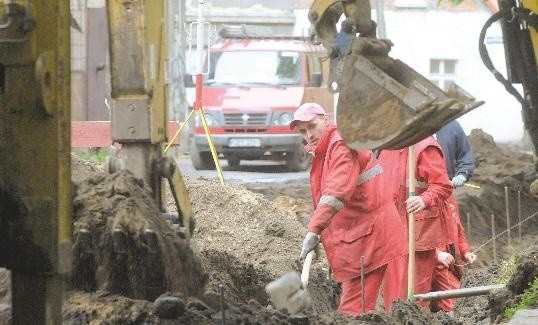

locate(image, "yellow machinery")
[[0, 0, 194, 323], [105, 0, 194, 239], [308, 0, 483, 151], [0, 1, 71, 324], [309, 0, 538, 194]]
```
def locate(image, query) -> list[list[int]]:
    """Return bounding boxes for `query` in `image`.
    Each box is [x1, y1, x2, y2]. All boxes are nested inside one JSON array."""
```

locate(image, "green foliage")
[[498, 254, 520, 284], [503, 277, 538, 320], [437, 0, 464, 5], [73, 148, 108, 163]]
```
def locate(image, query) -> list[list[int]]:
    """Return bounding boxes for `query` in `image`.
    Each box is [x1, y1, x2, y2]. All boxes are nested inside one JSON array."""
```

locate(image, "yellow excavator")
[[308, 0, 538, 195], [0, 0, 193, 323]]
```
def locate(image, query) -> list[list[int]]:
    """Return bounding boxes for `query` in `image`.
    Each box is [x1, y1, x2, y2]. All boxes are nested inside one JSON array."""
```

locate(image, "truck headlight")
[[272, 112, 293, 126], [195, 112, 219, 126]]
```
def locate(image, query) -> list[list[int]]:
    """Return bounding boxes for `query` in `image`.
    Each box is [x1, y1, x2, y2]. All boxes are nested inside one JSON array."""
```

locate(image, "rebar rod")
[[491, 214, 497, 264], [517, 190, 521, 239], [505, 186, 511, 247]]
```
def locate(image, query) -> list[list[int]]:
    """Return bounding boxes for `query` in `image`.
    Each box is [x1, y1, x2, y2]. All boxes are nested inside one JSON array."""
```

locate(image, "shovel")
[[265, 250, 316, 314]]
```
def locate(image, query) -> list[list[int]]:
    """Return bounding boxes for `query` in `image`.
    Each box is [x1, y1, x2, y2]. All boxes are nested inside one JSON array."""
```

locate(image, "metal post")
[[491, 214, 497, 264], [219, 284, 225, 324], [504, 186, 511, 247], [361, 256, 365, 314], [517, 190, 522, 239]]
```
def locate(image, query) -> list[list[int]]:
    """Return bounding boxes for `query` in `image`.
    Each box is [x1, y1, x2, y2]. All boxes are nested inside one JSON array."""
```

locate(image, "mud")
[[488, 245, 538, 324], [0, 129, 536, 324], [455, 130, 537, 267], [71, 170, 206, 300]]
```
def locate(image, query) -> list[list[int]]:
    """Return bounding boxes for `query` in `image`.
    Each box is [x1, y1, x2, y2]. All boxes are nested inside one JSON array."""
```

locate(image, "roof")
[[211, 39, 326, 52]]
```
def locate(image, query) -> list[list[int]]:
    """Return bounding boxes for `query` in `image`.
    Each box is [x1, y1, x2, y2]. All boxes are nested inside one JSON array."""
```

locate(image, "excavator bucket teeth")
[[336, 53, 483, 150]]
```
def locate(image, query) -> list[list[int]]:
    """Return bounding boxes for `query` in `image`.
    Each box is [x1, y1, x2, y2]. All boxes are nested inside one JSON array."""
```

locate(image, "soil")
[[488, 245, 538, 324], [0, 129, 536, 324]]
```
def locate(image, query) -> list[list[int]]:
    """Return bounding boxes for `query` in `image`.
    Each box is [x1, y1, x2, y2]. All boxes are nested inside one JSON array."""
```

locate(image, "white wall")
[[293, 8, 525, 143], [385, 9, 523, 143]]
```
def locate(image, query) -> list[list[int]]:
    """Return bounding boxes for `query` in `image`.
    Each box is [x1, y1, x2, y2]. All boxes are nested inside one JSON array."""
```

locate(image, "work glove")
[[299, 232, 319, 261], [464, 252, 477, 264], [452, 174, 467, 187], [437, 251, 455, 268], [405, 196, 425, 214]]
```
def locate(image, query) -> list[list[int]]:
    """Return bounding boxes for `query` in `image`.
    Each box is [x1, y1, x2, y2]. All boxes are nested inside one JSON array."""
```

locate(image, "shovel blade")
[[265, 272, 311, 314]]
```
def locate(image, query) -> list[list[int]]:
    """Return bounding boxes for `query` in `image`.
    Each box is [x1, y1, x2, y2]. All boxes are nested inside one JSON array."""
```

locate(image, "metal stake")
[[219, 284, 225, 324], [504, 186, 511, 247], [518, 190, 522, 239], [361, 256, 365, 314], [491, 214, 497, 264]]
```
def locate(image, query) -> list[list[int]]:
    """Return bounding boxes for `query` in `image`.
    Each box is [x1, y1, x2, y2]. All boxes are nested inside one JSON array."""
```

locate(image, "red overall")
[[308, 126, 405, 316], [378, 137, 453, 309], [431, 194, 472, 311]]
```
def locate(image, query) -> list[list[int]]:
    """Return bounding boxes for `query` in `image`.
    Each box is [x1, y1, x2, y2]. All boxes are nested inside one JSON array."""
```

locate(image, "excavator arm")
[[0, 1, 194, 323], [493, 0, 538, 196], [309, 0, 483, 150]]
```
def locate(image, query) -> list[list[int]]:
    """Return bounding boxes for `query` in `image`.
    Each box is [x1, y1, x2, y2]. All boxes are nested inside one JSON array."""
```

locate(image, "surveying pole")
[[165, 0, 224, 184]]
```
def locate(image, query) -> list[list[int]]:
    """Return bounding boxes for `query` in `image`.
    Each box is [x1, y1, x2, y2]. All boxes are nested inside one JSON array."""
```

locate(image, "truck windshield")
[[206, 51, 302, 86]]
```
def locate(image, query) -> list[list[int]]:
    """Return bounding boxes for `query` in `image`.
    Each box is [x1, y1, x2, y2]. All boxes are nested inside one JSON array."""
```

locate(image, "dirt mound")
[[488, 245, 538, 323], [177, 176, 340, 314], [0, 268, 9, 323], [71, 153, 104, 184], [453, 129, 537, 267], [71, 170, 206, 300], [454, 268, 498, 323]]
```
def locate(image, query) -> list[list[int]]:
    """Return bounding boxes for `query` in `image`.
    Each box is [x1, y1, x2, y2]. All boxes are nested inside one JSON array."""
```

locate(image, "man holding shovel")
[[291, 103, 405, 316]]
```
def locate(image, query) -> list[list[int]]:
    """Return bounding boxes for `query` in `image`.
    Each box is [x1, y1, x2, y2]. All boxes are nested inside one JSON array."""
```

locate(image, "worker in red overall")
[[431, 120, 477, 313], [431, 198, 477, 312], [291, 103, 405, 316], [378, 136, 453, 309]]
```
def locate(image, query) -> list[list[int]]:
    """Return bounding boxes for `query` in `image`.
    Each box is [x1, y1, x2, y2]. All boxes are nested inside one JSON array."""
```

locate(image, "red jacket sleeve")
[[308, 142, 363, 234], [456, 218, 472, 255], [416, 146, 453, 207]]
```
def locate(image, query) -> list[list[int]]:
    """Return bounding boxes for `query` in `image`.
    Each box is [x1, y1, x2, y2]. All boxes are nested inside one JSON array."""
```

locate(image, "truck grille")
[[223, 113, 267, 126]]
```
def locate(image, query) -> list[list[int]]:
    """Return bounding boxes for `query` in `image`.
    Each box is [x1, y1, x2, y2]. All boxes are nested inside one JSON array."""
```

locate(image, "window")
[[206, 50, 302, 86], [430, 59, 457, 91]]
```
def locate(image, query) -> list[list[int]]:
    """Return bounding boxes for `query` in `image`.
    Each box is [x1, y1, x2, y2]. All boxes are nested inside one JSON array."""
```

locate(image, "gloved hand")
[[437, 251, 455, 268], [405, 196, 425, 214], [452, 174, 467, 187], [464, 252, 477, 264], [299, 232, 319, 261]]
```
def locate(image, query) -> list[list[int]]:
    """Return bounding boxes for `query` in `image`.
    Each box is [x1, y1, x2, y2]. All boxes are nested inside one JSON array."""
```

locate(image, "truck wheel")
[[227, 158, 240, 169], [286, 147, 311, 171], [190, 144, 214, 170]]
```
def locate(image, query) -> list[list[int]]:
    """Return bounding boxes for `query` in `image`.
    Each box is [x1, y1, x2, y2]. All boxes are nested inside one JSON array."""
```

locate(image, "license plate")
[[228, 138, 261, 147]]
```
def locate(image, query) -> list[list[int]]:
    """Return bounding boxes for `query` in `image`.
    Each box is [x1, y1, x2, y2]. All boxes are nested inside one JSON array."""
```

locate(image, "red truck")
[[189, 30, 334, 171]]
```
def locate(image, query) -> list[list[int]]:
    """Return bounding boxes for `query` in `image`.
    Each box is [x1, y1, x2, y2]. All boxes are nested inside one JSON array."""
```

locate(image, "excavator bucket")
[[336, 42, 484, 150]]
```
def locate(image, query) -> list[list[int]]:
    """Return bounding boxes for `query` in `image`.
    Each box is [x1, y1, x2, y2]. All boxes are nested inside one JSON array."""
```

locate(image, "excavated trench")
[[0, 129, 536, 324]]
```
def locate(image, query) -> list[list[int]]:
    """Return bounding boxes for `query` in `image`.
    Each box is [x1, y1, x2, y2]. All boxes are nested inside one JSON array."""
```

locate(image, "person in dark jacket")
[[434, 120, 475, 187]]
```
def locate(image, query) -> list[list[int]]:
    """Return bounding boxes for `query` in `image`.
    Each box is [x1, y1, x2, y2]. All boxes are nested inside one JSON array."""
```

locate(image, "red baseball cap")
[[289, 103, 327, 129]]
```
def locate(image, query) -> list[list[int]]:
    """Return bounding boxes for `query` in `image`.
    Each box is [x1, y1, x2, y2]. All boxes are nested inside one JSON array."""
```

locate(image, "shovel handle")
[[301, 250, 316, 289]]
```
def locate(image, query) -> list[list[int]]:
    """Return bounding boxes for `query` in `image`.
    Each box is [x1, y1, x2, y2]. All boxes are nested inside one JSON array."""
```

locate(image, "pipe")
[[414, 284, 505, 301]]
